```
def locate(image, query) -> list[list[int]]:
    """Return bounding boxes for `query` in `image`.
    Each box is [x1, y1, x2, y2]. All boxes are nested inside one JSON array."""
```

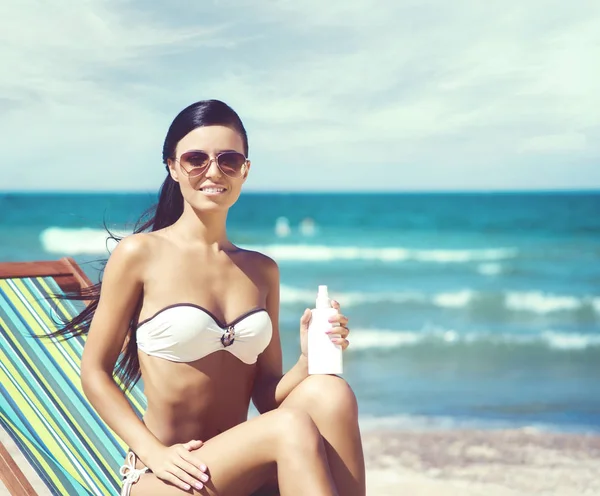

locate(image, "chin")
[[191, 194, 237, 211]]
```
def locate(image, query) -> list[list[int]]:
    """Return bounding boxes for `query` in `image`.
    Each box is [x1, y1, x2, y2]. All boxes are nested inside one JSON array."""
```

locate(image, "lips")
[[199, 183, 227, 194], [200, 187, 226, 193]]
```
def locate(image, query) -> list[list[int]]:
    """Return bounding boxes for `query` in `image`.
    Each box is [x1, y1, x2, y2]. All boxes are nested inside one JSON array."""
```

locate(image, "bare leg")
[[280, 375, 366, 496], [130, 408, 337, 496]]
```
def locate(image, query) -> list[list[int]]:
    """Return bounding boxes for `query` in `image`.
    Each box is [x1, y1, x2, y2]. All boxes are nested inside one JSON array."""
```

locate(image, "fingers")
[[179, 449, 208, 472], [303, 298, 350, 350], [183, 439, 204, 451], [328, 306, 348, 328], [152, 442, 210, 492], [327, 309, 349, 339], [329, 315, 349, 327], [169, 448, 210, 491], [329, 336, 349, 350], [178, 459, 209, 488], [162, 471, 194, 491], [327, 302, 350, 347], [170, 465, 205, 491], [300, 308, 312, 330], [327, 325, 349, 339]]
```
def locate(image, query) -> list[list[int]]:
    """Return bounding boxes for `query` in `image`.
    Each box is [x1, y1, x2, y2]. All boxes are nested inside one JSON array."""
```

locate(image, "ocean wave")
[[280, 285, 476, 308], [280, 286, 600, 315], [356, 413, 596, 433], [280, 285, 425, 306], [245, 244, 518, 263], [357, 413, 544, 432], [39, 228, 518, 264], [477, 263, 503, 276], [348, 327, 600, 352], [280, 286, 477, 309], [40, 227, 127, 255], [505, 291, 592, 314]]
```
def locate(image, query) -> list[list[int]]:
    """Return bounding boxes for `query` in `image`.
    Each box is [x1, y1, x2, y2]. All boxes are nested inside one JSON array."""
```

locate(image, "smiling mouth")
[[199, 186, 227, 193]]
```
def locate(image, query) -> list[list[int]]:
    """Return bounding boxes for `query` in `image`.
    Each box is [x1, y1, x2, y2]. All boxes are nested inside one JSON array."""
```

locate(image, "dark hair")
[[49, 100, 248, 391]]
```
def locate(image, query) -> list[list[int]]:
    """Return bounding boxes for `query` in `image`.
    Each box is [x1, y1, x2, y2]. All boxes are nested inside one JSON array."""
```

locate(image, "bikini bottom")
[[120, 451, 150, 496]]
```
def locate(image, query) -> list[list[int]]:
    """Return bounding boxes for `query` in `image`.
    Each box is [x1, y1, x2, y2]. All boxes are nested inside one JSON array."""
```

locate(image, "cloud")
[[0, 0, 599, 191], [198, 1, 600, 180], [0, 0, 238, 190], [520, 133, 587, 153]]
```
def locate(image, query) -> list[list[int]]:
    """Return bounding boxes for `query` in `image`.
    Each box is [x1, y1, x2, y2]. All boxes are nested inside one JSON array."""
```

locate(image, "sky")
[[1, 0, 599, 192]]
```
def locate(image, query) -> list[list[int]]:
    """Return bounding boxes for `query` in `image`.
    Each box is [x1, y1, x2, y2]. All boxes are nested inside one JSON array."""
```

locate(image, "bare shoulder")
[[241, 248, 278, 270], [105, 232, 156, 276], [238, 248, 279, 281]]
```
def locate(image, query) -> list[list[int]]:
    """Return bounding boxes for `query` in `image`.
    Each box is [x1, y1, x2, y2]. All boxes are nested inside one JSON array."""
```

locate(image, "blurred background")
[[1, 1, 599, 435]]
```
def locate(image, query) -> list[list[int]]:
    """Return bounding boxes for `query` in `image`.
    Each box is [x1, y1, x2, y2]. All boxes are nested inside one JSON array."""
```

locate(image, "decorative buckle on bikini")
[[221, 325, 236, 347]]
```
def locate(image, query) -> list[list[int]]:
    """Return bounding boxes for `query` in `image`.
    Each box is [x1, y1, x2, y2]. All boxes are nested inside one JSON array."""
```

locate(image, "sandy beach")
[[3, 424, 600, 495], [363, 429, 600, 495]]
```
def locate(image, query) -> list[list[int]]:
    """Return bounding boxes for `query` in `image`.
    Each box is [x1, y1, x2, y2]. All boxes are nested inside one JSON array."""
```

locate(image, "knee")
[[296, 375, 359, 421], [274, 408, 322, 450]]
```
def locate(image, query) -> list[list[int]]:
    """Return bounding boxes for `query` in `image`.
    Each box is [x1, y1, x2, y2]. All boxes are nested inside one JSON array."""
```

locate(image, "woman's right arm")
[[80, 234, 161, 459], [80, 235, 208, 491]]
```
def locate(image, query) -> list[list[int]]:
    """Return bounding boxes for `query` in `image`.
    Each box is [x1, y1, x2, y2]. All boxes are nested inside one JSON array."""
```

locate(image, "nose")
[[204, 157, 223, 178]]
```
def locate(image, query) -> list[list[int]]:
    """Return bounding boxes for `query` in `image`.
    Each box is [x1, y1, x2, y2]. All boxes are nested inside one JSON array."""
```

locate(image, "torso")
[[134, 230, 272, 446]]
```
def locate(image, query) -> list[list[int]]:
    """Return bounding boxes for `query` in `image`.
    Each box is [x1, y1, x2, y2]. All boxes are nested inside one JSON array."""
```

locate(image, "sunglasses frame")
[[175, 150, 249, 178]]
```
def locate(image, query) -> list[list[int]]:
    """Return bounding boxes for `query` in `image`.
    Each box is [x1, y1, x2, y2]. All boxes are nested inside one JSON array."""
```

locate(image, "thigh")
[[131, 411, 284, 496]]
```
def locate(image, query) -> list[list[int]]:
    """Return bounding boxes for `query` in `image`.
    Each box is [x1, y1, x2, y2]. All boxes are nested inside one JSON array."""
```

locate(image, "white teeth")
[[201, 188, 225, 193]]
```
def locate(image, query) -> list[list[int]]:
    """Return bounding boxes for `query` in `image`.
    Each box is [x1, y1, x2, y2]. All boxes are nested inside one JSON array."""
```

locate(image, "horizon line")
[[1, 188, 600, 195]]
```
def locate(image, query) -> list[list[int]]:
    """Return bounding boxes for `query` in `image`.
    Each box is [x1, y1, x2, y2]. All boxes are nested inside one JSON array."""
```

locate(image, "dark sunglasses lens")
[[181, 152, 210, 172], [217, 152, 246, 176]]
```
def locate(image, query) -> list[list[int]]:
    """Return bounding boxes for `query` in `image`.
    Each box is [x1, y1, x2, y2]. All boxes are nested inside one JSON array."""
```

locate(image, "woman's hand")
[[146, 439, 210, 491], [300, 299, 350, 358]]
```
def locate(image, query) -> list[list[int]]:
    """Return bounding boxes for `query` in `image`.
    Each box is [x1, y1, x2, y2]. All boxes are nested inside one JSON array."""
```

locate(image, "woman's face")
[[167, 125, 250, 212]]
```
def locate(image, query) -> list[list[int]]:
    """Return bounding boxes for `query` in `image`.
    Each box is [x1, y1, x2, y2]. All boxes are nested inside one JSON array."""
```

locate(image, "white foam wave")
[[280, 286, 472, 309], [40, 227, 129, 255], [281, 286, 600, 315], [349, 330, 424, 350], [347, 327, 600, 351], [40, 228, 518, 264], [280, 286, 477, 309], [505, 291, 589, 314], [357, 414, 581, 433], [541, 331, 600, 350], [279, 285, 426, 307], [431, 290, 474, 308], [243, 244, 518, 263], [478, 263, 503, 276], [358, 414, 522, 432]]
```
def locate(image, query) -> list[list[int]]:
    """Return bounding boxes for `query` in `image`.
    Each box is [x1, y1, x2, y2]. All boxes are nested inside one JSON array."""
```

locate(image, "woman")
[[63, 100, 365, 495]]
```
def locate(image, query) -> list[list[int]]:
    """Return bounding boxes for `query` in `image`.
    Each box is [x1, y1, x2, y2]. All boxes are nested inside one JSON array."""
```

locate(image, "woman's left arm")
[[251, 257, 349, 413]]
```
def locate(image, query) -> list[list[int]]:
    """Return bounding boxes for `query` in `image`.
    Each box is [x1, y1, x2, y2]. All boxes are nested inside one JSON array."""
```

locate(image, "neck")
[[171, 203, 231, 250]]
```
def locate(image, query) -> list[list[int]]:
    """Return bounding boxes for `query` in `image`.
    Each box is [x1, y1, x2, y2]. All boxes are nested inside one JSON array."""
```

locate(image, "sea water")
[[1, 191, 599, 432]]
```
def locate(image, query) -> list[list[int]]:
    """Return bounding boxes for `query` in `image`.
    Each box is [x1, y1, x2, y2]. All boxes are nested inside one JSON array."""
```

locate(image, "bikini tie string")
[[120, 451, 149, 484]]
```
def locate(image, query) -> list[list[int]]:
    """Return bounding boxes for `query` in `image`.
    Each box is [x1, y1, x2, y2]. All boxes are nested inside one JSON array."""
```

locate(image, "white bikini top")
[[136, 303, 273, 364]]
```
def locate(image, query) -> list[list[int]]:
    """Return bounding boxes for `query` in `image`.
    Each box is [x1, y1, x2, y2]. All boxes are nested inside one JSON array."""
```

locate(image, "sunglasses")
[[176, 150, 248, 178]]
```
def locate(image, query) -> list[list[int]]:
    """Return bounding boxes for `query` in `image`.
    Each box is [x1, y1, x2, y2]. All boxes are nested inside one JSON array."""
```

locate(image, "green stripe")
[[4, 279, 118, 490], [0, 282, 110, 494], [0, 276, 147, 495]]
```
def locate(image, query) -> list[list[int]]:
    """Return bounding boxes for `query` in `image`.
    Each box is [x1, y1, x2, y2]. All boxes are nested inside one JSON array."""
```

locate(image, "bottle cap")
[[315, 285, 331, 309]]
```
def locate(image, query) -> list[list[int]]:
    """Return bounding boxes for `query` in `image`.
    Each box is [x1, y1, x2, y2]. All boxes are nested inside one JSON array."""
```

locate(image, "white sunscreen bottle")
[[308, 285, 343, 375]]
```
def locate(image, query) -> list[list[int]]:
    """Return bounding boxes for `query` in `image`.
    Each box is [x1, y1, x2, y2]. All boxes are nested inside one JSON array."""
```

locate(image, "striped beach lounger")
[[0, 259, 146, 495]]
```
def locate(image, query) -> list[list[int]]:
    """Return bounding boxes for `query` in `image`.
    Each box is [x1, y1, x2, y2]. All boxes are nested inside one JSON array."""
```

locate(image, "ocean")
[[1, 191, 599, 433]]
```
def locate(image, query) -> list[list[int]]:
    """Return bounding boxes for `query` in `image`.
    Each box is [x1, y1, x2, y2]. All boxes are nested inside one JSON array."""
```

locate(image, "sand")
[[363, 428, 600, 495], [3, 423, 599, 495]]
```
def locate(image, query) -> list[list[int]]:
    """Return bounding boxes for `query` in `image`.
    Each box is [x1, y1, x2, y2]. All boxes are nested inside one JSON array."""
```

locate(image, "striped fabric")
[[0, 276, 147, 496]]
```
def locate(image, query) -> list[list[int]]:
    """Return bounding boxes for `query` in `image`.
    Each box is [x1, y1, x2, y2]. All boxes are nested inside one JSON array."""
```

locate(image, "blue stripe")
[[0, 277, 147, 494]]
